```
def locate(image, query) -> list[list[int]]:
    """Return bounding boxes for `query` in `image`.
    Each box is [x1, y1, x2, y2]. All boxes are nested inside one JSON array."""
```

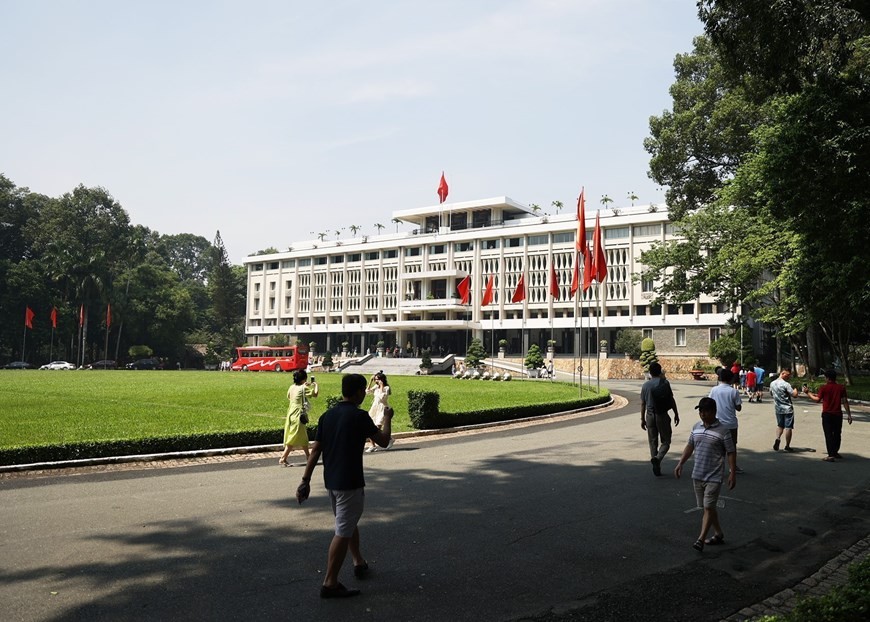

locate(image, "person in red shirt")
[[746, 368, 758, 402], [730, 361, 741, 389], [804, 369, 852, 462]]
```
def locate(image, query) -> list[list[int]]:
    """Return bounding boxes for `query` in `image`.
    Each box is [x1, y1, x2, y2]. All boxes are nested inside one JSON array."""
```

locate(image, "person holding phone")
[[365, 372, 393, 452]]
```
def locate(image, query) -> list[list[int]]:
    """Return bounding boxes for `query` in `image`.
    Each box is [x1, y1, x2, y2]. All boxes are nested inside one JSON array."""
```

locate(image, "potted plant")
[[599, 339, 608, 359], [308, 341, 317, 355], [376, 340, 385, 357], [419, 349, 433, 374], [341, 341, 350, 356], [524, 344, 545, 377], [498, 339, 508, 358]]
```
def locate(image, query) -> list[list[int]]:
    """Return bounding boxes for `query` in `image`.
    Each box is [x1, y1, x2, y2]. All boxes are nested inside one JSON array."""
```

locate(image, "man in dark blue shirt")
[[296, 373, 393, 598]]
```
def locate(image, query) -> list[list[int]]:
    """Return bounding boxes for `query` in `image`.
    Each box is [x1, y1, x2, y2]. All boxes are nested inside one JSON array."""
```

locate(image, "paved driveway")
[[1, 380, 868, 621]]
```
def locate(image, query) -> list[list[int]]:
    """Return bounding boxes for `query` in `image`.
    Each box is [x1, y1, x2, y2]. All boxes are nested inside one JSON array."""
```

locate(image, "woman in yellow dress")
[[279, 370, 319, 466]]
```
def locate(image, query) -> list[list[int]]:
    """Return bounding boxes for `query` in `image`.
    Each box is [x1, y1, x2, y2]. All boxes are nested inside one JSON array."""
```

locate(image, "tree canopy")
[[643, 1, 870, 382], [0, 174, 246, 366]]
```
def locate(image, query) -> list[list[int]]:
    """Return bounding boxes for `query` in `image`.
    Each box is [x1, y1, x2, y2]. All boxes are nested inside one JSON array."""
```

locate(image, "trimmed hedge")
[[408, 388, 610, 429]]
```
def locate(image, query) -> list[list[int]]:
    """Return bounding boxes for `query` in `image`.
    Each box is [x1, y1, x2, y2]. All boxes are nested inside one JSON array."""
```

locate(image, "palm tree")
[[349, 225, 361, 237], [333, 229, 343, 240], [530, 203, 541, 214], [627, 191, 638, 206], [600, 194, 613, 209], [392, 217, 402, 233], [317, 232, 327, 242], [551, 200, 563, 214], [374, 223, 385, 235]]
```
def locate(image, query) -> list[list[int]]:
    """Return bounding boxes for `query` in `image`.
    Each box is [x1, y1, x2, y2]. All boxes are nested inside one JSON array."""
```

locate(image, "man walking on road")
[[805, 369, 853, 462], [709, 368, 744, 473], [674, 397, 737, 552], [296, 373, 394, 598], [770, 369, 799, 452], [640, 362, 680, 476]]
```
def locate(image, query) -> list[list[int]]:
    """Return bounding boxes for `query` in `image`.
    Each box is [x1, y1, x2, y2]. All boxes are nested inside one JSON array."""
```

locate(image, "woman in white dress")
[[365, 372, 393, 452]]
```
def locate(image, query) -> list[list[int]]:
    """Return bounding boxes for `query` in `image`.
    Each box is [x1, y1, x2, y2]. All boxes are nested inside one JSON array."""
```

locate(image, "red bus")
[[231, 345, 309, 372]]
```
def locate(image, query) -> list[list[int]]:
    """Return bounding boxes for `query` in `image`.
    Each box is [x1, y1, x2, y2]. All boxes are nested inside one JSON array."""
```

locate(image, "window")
[[430, 244, 446, 255], [642, 278, 654, 293], [269, 281, 276, 291], [642, 329, 653, 340], [667, 304, 679, 315], [365, 251, 380, 260], [604, 227, 629, 239], [710, 328, 721, 343], [285, 280, 292, 290], [553, 232, 574, 244], [450, 212, 468, 230], [700, 303, 714, 314], [253, 298, 260, 311], [472, 209, 491, 228], [269, 297, 275, 310], [268, 262, 279, 270], [454, 242, 473, 252], [347, 253, 361, 262], [633, 224, 662, 237], [330, 255, 343, 264], [527, 234, 548, 246], [634, 305, 647, 315], [682, 303, 695, 315], [675, 328, 686, 346], [506, 237, 523, 248], [404, 247, 421, 257], [298, 258, 311, 267], [254, 283, 261, 292], [253, 263, 264, 271], [315, 257, 327, 265], [384, 249, 398, 259], [484, 239, 499, 249], [282, 259, 295, 268]]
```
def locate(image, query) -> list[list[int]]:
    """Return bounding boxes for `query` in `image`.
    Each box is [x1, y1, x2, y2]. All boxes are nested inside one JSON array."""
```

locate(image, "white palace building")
[[243, 196, 730, 359]]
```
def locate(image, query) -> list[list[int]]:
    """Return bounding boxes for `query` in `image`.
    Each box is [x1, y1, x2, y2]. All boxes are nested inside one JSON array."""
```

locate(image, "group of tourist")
[[641, 364, 853, 552]]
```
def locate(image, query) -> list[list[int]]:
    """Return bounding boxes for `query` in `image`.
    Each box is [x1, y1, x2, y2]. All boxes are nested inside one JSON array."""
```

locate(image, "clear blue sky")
[[1, 1, 702, 263]]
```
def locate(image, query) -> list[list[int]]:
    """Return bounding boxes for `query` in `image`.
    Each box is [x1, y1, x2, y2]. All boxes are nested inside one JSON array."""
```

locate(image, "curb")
[[0, 396, 616, 474]]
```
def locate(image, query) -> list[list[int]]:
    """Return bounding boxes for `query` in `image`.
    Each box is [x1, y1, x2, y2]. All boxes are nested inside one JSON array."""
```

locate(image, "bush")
[[465, 338, 487, 369], [615, 329, 643, 358], [420, 349, 433, 370], [709, 335, 741, 366], [524, 344, 545, 370], [639, 338, 659, 371], [321, 351, 334, 369], [408, 389, 611, 429], [129, 345, 153, 359]]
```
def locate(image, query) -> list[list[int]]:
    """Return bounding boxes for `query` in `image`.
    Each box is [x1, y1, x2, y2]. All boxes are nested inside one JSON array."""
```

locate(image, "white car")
[[39, 361, 76, 370]]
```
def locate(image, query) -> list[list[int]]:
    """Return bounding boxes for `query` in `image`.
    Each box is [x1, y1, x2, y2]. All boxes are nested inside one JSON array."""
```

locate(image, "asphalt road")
[[1, 380, 868, 622]]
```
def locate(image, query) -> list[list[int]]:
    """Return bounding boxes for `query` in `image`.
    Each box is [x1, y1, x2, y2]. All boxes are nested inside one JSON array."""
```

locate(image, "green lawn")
[[0, 370, 593, 449]]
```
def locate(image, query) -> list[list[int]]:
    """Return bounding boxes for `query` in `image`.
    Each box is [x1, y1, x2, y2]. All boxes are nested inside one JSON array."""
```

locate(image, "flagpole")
[[21, 326, 27, 363], [595, 282, 601, 393], [50, 326, 54, 362]]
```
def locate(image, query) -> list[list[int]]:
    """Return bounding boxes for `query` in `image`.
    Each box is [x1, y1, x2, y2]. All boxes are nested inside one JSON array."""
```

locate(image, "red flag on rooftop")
[[25, 306, 35, 329], [106, 304, 112, 329], [592, 211, 607, 283], [511, 273, 526, 303], [50, 307, 57, 329], [576, 187, 586, 251], [582, 243, 594, 292], [481, 275, 495, 307], [437, 172, 449, 204], [570, 252, 580, 297], [549, 264, 560, 300], [457, 275, 471, 305]]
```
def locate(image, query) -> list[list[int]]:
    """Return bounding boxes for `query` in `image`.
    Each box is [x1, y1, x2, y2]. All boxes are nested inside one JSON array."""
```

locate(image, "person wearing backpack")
[[640, 362, 680, 476]]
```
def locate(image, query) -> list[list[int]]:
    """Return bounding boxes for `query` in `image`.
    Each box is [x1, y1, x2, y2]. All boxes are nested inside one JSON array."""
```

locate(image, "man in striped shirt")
[[674, 397, 737, 552]]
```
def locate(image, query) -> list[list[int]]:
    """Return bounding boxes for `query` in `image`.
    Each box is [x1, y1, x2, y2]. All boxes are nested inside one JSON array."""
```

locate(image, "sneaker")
[[734, 466, 745, 474], [773, 439, 781, 451], [833, 453, 843, 459], [784, 446, 795, 452], [364, 446, 377, 453], [386, 438, 394, 450], [320, 582, 361, 599], [650, 457, 662, 477]]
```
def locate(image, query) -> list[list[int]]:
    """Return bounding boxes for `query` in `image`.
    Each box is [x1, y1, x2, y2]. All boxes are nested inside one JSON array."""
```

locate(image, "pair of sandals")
[[693, 533, 725, 551]]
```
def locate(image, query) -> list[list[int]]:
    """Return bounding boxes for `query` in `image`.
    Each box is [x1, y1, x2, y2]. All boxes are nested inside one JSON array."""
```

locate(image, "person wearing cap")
[[674, 397, 737, 552], [708, 368, 743, 473]]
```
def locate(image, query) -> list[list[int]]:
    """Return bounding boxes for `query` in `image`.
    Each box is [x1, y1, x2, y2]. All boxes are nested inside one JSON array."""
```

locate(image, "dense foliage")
[[643, 2, 870, 383], [0, 175, 246, 366], [614, 329, 643, 358]]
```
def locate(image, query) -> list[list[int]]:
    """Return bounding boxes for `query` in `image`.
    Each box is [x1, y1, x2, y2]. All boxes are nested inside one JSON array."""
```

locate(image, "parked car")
[[126, 358, 162, 370], [3, 361, 33, 369], [39, 360, 76, 370], [87, 360, 118, 370]]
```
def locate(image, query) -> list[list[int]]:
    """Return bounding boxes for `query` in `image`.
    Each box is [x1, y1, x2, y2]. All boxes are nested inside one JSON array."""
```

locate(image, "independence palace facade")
[[243, 197, 731, 358]]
